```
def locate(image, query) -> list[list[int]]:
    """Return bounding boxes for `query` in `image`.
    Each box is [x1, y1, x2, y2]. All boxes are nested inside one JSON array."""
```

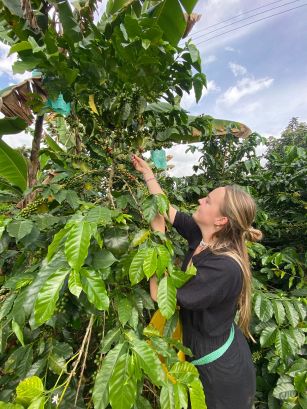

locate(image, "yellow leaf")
[[89, 94, 99, 114], [162, 363, 177, 384]]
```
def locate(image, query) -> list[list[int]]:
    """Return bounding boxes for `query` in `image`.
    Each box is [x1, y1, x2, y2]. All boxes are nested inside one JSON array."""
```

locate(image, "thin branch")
[[113, 174, 145, 221], [29, 114, 44, 188], [56, 314, 94, 408], [107, 163, 115, 209], [99, 311, 106, 363], [75, 317, 93, 405]]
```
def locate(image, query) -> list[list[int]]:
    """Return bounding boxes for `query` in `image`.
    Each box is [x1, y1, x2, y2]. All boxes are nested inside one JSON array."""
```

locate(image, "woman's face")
[[193, 187, 227, 228]]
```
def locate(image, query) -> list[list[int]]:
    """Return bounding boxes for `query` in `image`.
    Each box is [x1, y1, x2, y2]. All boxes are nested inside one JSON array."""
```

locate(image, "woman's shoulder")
[[198, 250, 243, 277]]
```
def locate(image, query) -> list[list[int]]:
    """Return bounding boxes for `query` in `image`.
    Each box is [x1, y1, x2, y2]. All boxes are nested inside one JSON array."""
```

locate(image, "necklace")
[[186, 239, 208, 269], [199, 239, 208, 248]]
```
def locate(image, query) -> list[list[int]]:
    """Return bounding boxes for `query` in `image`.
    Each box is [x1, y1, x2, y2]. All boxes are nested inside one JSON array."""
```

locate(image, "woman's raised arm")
[[131, 154, 177, 225]]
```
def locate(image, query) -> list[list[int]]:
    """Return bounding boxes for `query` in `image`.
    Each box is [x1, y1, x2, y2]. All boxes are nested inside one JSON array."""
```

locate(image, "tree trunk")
[[29, 114, 44, 188]]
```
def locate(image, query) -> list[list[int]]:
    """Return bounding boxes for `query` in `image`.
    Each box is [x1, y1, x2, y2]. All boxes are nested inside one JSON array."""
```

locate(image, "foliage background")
[[0, 1, 306, 408]]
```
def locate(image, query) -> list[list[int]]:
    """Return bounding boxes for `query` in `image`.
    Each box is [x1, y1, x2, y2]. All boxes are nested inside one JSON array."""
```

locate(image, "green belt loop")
[[191, 323, 235, 366]]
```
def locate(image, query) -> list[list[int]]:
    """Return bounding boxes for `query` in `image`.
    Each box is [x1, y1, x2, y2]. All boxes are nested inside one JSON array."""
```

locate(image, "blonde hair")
[[206, 184, 263, 343]]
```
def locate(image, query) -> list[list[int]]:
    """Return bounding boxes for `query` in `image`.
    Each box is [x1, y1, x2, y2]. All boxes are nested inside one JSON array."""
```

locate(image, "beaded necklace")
[[186, 239, 209, 269]]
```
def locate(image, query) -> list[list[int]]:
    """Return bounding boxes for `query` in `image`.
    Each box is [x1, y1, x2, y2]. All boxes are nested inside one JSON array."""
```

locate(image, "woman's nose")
[[198, 198, 202, 205]]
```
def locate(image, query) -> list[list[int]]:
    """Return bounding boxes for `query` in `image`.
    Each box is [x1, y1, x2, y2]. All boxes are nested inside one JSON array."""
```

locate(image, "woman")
[[131, 154, 262, 409]]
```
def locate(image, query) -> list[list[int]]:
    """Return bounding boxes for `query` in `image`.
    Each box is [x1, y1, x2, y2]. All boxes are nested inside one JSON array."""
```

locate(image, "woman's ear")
[[216, 216, 228, 227]]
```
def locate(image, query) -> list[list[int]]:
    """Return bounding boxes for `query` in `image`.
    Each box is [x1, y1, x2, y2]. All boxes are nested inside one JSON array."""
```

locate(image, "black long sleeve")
[[173, 210, 202, 248]]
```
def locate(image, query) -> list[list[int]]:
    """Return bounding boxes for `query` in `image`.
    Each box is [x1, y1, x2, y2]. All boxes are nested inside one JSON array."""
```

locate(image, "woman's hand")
[[131, 154, 153, 176]]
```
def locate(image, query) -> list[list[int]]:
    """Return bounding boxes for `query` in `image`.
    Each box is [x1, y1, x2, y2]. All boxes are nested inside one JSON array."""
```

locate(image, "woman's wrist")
[[143, 170, 155, 181]]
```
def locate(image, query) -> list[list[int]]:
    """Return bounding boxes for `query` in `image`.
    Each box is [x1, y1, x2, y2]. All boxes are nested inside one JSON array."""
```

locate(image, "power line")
[[185, 0, 302, 42], [184, 0, 296, 37], [193, 4, 307, 46]]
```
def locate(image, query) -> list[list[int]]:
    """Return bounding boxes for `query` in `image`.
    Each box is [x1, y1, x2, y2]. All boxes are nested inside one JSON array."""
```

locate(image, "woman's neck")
[[200, 230, 215, 246]]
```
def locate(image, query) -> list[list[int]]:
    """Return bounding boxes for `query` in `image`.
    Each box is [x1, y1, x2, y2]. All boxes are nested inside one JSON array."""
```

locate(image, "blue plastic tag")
[[150, 149, 167, 169], [46, 93, 71, 117]]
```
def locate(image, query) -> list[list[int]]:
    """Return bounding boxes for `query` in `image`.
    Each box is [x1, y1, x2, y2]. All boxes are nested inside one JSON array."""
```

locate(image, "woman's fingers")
[[131, 153, 151, 174], [131, 154, 140, 163]]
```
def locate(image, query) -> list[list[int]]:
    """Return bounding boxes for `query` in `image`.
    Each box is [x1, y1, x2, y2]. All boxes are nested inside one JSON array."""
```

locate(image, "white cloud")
[[218, 76, 274, 106], [2, 131, 32, 148], [232, 101, 261, 114], [181, 80, 220, 110], [206, 80, 220, 93], [229, 62, 247, 77], [164, 143, 203, 177], [0, 42, 31, 82], [93, 1, 106, 23], [225, 46, 236, 52], [203, 54, 216, 65], [211, 75, 307, 138]]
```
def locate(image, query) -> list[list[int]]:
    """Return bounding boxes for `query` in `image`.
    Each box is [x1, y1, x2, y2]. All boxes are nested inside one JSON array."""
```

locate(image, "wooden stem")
[[29, 114, 44, 188]]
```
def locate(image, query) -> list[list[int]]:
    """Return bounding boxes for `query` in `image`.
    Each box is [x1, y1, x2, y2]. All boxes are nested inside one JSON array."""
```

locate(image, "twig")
[[75, 317, 93, 405], [143, 381, 159, 400], [56, 314, 94, 408], [29, 114, 44, 188], [99, 311, 106, 364], [113, 174, 145, 221], [107, 163, 115, 209]]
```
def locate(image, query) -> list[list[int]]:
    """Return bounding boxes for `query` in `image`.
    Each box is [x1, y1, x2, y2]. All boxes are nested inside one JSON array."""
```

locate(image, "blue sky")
[[180, 0, 307, 138], [1, 0, 306, 176]]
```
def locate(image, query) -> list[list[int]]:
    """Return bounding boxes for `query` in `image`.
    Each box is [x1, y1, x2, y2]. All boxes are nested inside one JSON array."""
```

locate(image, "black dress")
[[173, 210, 256, 409]]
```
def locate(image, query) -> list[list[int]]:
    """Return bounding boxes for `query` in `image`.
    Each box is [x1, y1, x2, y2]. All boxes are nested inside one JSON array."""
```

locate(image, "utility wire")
[[184, 0, 297, 37], [193, 4, 307, 46], [184, 0, 302, 43]]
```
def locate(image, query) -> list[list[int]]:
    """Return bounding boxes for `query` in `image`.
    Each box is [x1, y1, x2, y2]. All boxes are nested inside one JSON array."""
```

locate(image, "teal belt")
[[191, 323, 235, 365]]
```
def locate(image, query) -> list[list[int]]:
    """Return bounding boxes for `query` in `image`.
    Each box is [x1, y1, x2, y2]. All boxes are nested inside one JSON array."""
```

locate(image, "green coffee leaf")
[[272, 299, 285, 326], [28, 396, 45, 409], [169, 361, 199, 385], [143, 248, 157, 279], [157, 276, 176, 319], [282, 300, 299, 327], [47, 228, 68, 261], [16, 376, 44, 406], [260, 322, 278, 347], [129, 248, 147, 285], [131, 229, 150, 247], [254, 292, 273, 322], [93, 343, 128, 409], [188, 379, 207, 409], [275, 329, 299, 360], [160, 381, 177, 409], [272, 376, 296, 400], [12, 319, 25, 346], [65, 221, 92, 272], [129, 336, 166, 387], [118, 297, 133, 326], [156, 245, 171, 278], [80, 268, 109, 310], [109, 352, 137, 409], [7, 220, 33, 242], [155, 193, 169, 215], [68, 269, 82, 297], [100, 327, 122, 354], [104, 226, 129, 258], [34, 268, 70, 325]]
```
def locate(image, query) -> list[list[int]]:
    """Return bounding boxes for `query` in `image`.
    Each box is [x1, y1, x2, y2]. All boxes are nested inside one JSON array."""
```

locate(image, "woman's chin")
[[192, 212, 198, 222]]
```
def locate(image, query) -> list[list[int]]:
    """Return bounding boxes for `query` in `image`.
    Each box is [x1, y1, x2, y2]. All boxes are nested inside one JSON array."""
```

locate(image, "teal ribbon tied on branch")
[[45, 93, 71, 117], [150, 149, 167, 169]]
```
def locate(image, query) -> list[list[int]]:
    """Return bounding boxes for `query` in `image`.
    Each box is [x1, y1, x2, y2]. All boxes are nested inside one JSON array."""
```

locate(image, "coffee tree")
[[0, 0, 243, 408], [1, 1, 305, 408]]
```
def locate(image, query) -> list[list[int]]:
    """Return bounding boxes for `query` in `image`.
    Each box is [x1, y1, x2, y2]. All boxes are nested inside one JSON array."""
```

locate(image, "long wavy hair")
[[206, 184, 263, 343]]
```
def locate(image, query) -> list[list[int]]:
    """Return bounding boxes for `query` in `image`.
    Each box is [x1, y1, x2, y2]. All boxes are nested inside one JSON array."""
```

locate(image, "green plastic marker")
[[150, 149, 167, 170], [45, 93, 71, 117]]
